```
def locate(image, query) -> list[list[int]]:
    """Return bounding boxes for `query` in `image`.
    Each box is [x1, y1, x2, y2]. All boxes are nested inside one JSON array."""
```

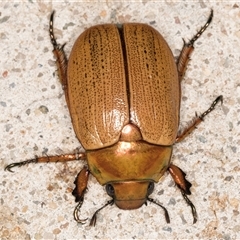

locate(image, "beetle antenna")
[[189, 9, 213, 46], [89, 200, 114, 227], [180, 189, 198, 224], [73, 198, 88, 224], [147, 198, 170, 223]]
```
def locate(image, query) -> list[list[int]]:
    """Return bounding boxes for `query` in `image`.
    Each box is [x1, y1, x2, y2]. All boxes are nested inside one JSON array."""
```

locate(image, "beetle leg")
[[49, 11, 70, 106], [177, 10, 213, 81], [72, 166, 89, 202], [168, 164, 192, 195], [168, 164, 197, 223], [72, 166, 90, 224], [180, 189, 198, 224], [73, 199, 88, 224], [176, 95, 223, 143], [5, 152, 86, 172]]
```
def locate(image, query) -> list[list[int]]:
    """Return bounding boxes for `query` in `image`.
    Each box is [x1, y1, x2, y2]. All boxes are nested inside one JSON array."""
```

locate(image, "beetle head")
[[106, 181, 154, 209]]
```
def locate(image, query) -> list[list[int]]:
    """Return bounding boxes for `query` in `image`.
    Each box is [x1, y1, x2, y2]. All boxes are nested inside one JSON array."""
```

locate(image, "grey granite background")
[[0, 1, 239, 239]]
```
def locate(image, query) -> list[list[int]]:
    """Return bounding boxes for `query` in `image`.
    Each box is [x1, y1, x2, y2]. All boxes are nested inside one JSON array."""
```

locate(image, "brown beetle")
[[5, 10, 222, 226]]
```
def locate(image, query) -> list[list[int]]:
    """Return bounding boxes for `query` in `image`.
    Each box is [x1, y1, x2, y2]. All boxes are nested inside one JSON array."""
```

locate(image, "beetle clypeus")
[[5, 10, 222, 226]]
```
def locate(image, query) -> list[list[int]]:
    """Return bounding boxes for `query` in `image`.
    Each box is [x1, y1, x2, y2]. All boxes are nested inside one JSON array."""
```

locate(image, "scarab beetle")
[[5, 10, 222, 226]]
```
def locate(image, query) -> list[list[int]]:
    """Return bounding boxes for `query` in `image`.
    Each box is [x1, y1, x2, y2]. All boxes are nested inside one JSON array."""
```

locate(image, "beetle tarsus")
[[180, 190, 198, 224], [49, 10, 66, 50], [49, 11, 58, 48], [176, 95, 223, 143], [189, 9, 213, 46], [73, 198, 88, 224], [89, 200, 114, 226], [5, 158, 38, 172], [199, 95, 223, 120], [147, 197, 170, 224]]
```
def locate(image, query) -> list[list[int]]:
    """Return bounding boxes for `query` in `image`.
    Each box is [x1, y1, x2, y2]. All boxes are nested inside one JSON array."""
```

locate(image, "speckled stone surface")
[[0, 1, 239, 239]]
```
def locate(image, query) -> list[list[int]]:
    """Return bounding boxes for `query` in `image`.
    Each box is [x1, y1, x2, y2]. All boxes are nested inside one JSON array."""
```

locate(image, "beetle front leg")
[[176, 95, 223, 143], [72, 166, 90, 224], [168, 164, 197, 223], [5, 152, 86, 172], [177, 10, 213, 81]]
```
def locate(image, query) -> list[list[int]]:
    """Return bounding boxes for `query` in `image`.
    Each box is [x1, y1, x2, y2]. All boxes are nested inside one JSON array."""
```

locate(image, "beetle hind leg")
[[177, 10, 213, 81], [168, 164, 197, 223], [49, 11, 69, 105], [176, 95, 223, 143]]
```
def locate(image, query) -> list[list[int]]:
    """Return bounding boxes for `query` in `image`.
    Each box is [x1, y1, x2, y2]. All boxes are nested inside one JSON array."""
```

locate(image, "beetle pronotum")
[[5, 10, 222, 226]]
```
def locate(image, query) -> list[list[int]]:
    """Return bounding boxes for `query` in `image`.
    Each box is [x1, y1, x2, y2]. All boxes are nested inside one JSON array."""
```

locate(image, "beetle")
[[5, 10, 222, 226]]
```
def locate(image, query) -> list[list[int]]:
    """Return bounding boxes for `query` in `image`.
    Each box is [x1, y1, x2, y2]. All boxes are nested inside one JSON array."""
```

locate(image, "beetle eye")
[[147, 182, 154, 196], [106, 184, 115, 197]]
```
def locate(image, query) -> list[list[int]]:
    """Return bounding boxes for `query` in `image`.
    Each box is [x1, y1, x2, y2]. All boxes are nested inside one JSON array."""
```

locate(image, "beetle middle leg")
[[5, 152, 86, 172], [72, 166, 90, 224], [177, 10, 213, 81]]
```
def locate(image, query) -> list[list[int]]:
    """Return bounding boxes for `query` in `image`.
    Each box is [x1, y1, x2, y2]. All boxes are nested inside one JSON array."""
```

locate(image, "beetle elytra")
[[5, 10, 223, 226]]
